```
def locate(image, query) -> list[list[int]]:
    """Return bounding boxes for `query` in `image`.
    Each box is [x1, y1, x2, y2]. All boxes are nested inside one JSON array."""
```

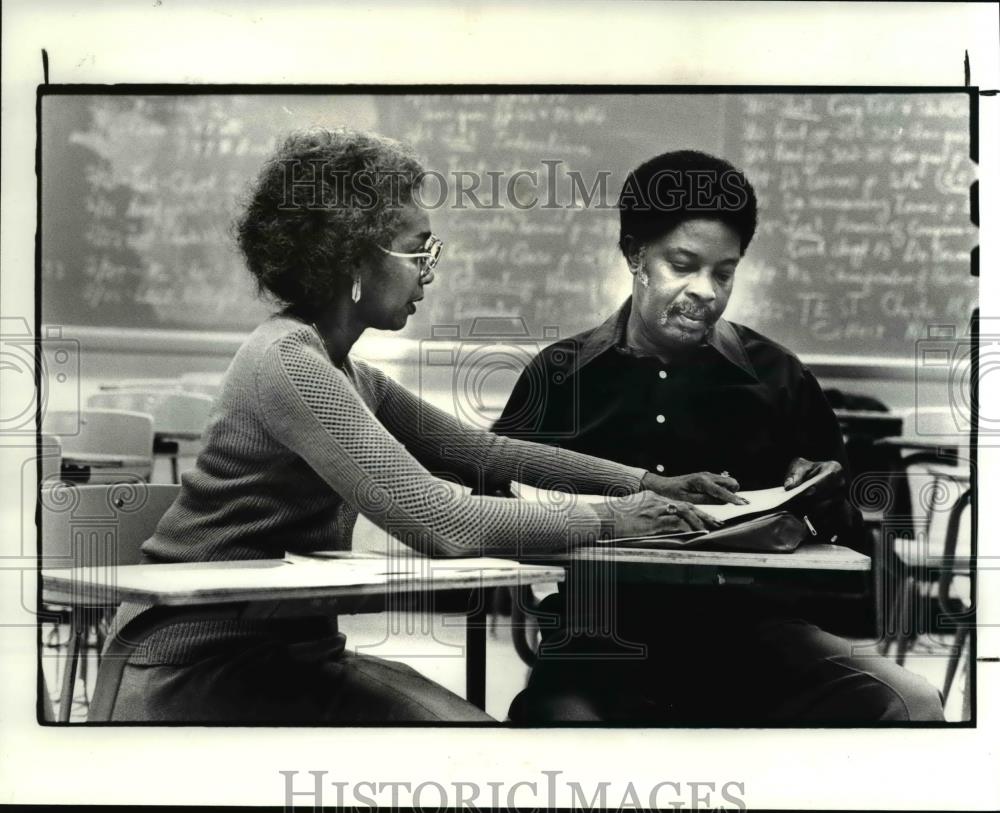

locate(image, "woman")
[[106, 129, 741, 723]]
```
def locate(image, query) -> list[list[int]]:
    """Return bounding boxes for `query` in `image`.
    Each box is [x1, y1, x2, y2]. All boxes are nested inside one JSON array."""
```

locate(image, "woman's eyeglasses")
[[378, 235, 443, 282]]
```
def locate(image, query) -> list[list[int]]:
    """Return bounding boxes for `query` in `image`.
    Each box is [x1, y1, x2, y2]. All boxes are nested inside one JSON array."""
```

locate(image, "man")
[[493, 150, 943, 723]]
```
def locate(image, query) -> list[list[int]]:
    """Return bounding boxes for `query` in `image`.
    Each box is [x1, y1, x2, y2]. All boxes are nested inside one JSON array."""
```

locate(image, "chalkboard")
[[41, 92, 977, 359], [41, 95, 380, 331], [723, 93, 977, 358]]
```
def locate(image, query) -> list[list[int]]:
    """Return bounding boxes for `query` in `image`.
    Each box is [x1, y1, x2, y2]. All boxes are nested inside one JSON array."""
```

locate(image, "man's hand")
[[783, 457, 845, 499], [641, 471, 749, 505]]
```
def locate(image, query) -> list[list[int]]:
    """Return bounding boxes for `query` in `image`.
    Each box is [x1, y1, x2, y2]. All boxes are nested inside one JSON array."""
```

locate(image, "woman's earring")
[[351, 277, 362, 303]]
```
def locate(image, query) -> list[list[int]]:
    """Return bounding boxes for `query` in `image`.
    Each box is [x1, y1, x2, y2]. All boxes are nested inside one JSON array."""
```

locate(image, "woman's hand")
[[593, 491, 724, 539], [640, 471, 749, 505]]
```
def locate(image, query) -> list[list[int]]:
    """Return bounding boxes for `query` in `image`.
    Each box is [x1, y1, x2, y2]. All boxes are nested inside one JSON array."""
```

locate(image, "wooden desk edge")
[[41, 564, 565, 607], [154, 431, 203, 442], [563, 546, 871, 572]]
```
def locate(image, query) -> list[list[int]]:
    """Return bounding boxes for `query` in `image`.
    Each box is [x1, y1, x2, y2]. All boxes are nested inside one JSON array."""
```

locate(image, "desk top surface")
[[41, 555, 565, 607], [833, 409, 903, 420], [873, 436, 964, 452], [60, 452, 141, 468], [153, 430, 203, 441], [562, 543, 871, 571]]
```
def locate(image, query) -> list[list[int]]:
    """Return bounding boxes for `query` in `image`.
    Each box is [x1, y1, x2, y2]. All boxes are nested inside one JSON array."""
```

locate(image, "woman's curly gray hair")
[[236, 128, 424, 311]]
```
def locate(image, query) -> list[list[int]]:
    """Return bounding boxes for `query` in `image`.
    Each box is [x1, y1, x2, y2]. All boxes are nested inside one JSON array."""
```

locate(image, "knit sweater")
[[117, 314, 647, 664]]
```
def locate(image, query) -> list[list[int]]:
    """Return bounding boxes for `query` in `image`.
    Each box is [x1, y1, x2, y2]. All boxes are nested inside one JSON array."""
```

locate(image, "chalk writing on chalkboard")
[[724, 93, 977, 358], [41, 92, 976, 361], [42, 96, 279, 330]]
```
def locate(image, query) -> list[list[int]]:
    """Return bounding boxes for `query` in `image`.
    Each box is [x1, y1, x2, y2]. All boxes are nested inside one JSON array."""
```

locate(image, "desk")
[[833, 408, 903, 442], [41, 555, 564, 721], [60, 453, 151, 484], [60, 453, 127, 483], [154, 431, 202, 444], [504, 544, 872, 668], [554, 543, 869, 588], [874, 436, 962, 455], [566, 543, 870, 570], [98, 379, 180, 392], [61, 453, 130, 469]]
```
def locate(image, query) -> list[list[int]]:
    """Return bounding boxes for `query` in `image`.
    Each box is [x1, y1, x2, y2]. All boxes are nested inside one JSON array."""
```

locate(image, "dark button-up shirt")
[[493, 298, 853, 636], [494, 297, 848, 490]]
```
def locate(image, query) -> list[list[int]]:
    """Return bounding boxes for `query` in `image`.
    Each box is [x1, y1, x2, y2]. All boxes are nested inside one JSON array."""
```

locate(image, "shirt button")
[[659, 370, 668, 379], [656, 414, 666, 424], [655, 464, 665, 473]]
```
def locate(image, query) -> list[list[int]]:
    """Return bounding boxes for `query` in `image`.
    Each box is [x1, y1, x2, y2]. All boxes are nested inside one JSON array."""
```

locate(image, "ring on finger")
[[666, 503, 678, 514]]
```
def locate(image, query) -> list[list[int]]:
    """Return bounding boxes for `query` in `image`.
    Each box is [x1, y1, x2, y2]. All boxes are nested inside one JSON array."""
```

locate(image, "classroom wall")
[[61, 328, 958, 424]]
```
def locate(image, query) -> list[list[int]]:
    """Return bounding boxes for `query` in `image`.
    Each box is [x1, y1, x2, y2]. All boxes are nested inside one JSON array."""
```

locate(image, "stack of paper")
[[512, 472, 825, 544]]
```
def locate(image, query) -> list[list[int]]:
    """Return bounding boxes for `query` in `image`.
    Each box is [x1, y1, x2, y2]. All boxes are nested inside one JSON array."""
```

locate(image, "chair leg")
[[941, 624, 969, 704], [961, 645, 973, 721], [879, 579, 903, 656], [510, 586, 540, 667], [78, 625, 94, 713], [41, 678, 56, 722], [78, 637, 88, 703], [871, 526, 888, 646], [894, 575, 915, 666], [58, 613, 84, 723], [39, 650, 56, 723], [96, 612, 108, 664]]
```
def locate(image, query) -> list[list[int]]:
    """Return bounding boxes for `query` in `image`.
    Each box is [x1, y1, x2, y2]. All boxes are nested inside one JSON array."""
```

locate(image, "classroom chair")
[[880, 459, 970, 655], [871, 401, 969, 646], [178, 371, 224, 397], [43, 409, 155, 484], [900, 406, 970, 538], [39, 433, 63, 484], [41, 482, 181, 722], [87, 390, 214, 483], [880, 481, 972, 720], [878, 445, 971, 719]]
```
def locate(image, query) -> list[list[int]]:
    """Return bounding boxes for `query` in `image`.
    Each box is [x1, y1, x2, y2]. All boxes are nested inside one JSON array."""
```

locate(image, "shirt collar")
[[573, 297, 759, 381]]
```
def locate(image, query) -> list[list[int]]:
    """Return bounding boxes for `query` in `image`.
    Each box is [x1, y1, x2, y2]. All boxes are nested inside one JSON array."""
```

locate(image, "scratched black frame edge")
[[33, 81, 981, 730]]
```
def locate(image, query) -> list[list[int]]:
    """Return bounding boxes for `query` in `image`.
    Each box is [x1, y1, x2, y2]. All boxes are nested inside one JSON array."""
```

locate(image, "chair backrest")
[[41, 482, 180, 569], [179, 371, 223, 397], [39, 433, 63, 483], [43, 409, 155, 483], [893, 450, 971, 568], [44, 409, 154, 456], [897, 406, 966, 446], [88, 391, 214, 437], [98, 378, 181, 392], [87, 391, 161, 418]]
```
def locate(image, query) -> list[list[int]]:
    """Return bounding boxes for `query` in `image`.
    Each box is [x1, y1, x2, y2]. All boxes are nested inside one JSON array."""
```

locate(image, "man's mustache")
[[667, 303, 714, 321]]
